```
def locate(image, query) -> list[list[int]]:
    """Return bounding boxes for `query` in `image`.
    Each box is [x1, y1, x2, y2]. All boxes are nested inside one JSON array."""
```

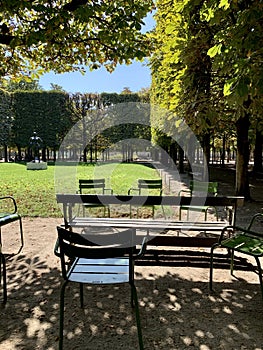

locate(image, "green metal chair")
[[0, 196, 24, 254], [128, 179, 164, 218], [179, 181, 218, 220], [210, 213, 263, 300], [55, 225, 147, 349], [78, 179, 113, 217], [0, 244, 7, 304]]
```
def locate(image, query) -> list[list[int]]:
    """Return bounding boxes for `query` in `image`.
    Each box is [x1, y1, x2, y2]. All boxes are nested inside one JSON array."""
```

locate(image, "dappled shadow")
[[136, 249, 256, 271], [137, 272, 262, 350], [0, 252, 262, 350]]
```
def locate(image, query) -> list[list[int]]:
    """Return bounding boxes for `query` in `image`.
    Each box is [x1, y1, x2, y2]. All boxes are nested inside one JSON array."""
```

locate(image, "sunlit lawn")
[[0, 162, 160, 217]]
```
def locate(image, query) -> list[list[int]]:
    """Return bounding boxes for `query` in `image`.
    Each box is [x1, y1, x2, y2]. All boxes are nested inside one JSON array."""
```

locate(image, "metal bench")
[[56, 194, 244, 248]]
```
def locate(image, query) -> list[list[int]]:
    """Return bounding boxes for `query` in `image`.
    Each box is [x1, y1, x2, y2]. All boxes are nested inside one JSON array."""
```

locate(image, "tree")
[[3, 78, 43, 92], [0, 0, 154, 79], [151, 0, 263, 199], [204, 0, 263, 199], [0, 89, 12, 161], [150, 0, 214, 173], [69, 93, 105, 162]]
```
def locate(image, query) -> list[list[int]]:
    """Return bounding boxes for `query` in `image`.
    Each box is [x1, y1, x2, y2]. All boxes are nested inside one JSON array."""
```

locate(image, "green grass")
[[0, 162, 160, 217]]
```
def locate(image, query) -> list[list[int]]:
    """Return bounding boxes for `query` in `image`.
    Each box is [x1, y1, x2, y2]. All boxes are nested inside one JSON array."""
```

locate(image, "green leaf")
[[219, 0, 230, 10], [223, 78, 236, 96], [207, 44, 222, 58]]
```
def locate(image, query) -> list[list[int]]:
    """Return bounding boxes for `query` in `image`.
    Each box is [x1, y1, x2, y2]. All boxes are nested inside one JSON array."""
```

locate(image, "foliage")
[[150, 0, 263, 197], [11, 91, 72, 151], [0, 0, 155, 79], [0, 89, 12, 149], [0, 162, 159, 217], [3, 78, 43, 92]]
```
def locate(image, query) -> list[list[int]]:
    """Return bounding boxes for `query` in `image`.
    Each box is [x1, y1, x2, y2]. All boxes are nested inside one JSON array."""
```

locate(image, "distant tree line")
[[0, 82, 150, 162]]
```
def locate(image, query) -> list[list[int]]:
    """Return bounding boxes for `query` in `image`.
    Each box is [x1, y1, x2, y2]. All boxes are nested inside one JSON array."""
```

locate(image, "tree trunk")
[[253, 129, 263, 173], [202, 133, 210, 165], [221, 133, 226, 167], [4, 144, 8, 162], [235, 113, 251, 200], [178, 147, 184, 173]]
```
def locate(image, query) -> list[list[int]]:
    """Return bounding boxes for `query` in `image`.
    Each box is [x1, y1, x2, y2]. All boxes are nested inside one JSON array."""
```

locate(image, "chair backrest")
[[137, 179, 163, 195], [0, 196, 17, 215], [246, 213, 263, 235], [57, 226, 135, 279], [189, 181, 218, 196], [79, 179, 106, 194]]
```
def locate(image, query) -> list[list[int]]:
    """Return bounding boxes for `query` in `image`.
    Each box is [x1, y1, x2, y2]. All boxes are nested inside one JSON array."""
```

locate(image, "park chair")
[[78, 179, 113, 217], [210, 213, 263, 301], [178, 181, 218, 220], [128, 179, 165, 218], [55, 225, 147, 350], [0, 196, 24, 254], [0, 244, 7, 304]]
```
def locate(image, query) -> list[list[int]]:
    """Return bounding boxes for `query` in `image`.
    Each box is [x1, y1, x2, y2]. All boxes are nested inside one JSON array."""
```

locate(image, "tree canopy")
[[150, 0, 263, 199], [0, 0, 154, 80]]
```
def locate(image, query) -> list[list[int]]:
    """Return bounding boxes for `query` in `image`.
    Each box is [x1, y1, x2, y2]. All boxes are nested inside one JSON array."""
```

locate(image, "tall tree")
[[0, 89, 12, 161], [204, 0, 263, 199], [151, 0, 215, 175], [0, 0, 154, 79], [151, 0, 263, 198]]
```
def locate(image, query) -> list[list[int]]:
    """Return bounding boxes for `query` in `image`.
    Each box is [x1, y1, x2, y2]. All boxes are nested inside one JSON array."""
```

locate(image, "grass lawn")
[[0, 162, 160, 217]]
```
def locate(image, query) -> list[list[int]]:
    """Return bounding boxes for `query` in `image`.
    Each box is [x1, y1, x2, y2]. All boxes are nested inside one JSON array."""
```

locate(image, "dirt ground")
[[0, 166, 263, 350]]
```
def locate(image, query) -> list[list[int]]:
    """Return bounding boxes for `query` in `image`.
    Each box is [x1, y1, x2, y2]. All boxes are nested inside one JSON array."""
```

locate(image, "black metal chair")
[[78, 179, 113, 217], [210, 213, 263, 300], [128, 179, 164, 218], [179, 181, 218, 220], [55, 225, 147, 349], [0, 196, 24, 254]]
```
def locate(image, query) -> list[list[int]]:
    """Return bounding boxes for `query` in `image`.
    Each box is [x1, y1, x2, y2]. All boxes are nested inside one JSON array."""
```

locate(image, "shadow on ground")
[[0, 251, 262, 350]]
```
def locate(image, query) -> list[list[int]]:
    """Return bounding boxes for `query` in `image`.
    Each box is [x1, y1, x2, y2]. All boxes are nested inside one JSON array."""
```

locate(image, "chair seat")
[[221, 234, 263, 257], [67, 257, 130, 284], [0, 213, 20, 226]]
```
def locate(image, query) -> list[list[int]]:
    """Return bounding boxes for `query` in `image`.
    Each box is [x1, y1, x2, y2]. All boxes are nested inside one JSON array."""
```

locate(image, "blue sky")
[[39, 13, 155, 94], [39, 59, 151, 94]]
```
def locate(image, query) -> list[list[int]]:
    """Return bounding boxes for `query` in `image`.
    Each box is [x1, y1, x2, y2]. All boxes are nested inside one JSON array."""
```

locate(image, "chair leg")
[[18, 216, 24, 253], [209, 243, 219, 291], [79, 283, 84, 308], [254, 256, 263, 301], [230, 249, 235, 276], [0, 253, 7, 304], [59, 280, 69, 350], [130, 283, 144, 350]]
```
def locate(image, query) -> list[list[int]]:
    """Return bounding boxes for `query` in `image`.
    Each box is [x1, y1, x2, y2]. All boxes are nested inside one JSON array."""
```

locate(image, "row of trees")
[[150, 0, 263, 199], [0, 83, 150, 162]]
